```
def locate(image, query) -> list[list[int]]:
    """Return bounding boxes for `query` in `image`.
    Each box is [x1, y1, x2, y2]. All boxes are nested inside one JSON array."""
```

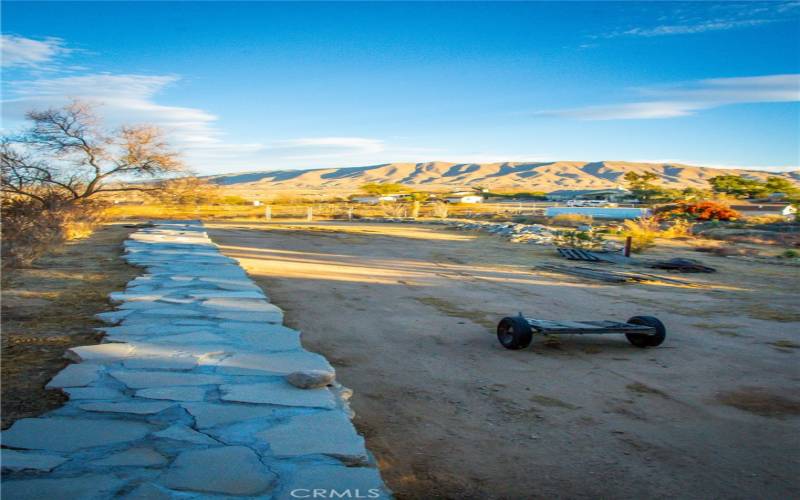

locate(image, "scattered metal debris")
[[538, 264, 702, 287], [557, 248, 614, 262], [650, 258, 716, 273]]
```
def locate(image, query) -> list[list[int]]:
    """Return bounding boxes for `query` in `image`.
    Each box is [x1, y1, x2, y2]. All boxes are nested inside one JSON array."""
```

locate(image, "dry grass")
[[1, 223, 138, 428], [550, 213, 593, 228], [623, 217, 660, 252]]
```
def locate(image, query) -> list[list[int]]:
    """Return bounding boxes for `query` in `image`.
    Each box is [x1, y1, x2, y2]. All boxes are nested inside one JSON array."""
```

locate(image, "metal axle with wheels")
[[497, 314, 666, 350]]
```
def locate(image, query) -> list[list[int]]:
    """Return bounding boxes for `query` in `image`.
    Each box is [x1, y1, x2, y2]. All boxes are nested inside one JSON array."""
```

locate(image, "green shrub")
[[553, 230, 606, 250]]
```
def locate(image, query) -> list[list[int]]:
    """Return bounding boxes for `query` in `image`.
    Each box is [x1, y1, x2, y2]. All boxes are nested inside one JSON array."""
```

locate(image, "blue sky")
[[2, 1, 799, 174]]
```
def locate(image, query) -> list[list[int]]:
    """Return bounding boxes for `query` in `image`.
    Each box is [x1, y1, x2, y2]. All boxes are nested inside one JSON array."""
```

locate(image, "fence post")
[[624, 236, 632, 257], [264, 206, 272, 221], [307, 206, 313, 222]]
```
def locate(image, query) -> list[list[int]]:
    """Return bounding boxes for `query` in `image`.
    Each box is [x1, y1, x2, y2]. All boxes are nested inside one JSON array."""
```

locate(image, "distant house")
[[350, 195, 400, 205], [444, 194, 484, 204], [546, 187, 632, 202]]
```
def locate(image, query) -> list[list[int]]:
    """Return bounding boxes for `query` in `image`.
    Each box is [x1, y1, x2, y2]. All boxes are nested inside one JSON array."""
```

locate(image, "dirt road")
[[207, 221, 800, 499]]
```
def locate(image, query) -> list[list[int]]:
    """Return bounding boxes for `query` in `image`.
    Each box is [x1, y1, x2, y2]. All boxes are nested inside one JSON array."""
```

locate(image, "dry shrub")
[[1, 198, 106, 268], [661, 219, 694, 239], [550, 213, 593, 228], [746, 214, 788, 225], [380, 202, 407, 218], [623, 217, 660, 253], [432, 201, 449, 219]]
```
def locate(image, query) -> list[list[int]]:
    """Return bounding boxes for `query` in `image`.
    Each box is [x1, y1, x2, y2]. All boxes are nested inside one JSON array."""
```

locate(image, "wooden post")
[[307, 206, 313, 222], [624, 236, 632, 257], [264, 206, 272, 221]]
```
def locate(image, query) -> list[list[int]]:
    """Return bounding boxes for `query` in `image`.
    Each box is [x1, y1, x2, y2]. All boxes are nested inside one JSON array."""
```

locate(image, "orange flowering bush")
[[657, 201, 740, 221]]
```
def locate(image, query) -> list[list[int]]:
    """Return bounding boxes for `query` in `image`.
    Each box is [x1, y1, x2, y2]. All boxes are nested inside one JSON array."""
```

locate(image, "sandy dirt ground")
[[206, 221, 800, 499], [1, 224, 137, 429]]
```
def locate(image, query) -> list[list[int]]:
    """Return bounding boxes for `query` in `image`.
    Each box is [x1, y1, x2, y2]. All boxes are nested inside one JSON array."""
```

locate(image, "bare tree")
[[1, 101, 183, 208]]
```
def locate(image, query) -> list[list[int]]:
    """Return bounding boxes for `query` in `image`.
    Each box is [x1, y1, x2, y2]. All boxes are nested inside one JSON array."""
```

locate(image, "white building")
[[546, 187, 632, 202], [444, 195, 484, 204]]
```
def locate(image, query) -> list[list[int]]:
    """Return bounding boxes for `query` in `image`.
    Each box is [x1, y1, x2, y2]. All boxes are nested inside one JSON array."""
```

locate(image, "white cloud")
[[1, 69, 398, 172], [268, 137, 385, 159], [1, 35, 70, 68], [3, 73, 227, 148], [619, 18, 772, 37], [601, 1, 798, 38], [540, 74, 800, 120]]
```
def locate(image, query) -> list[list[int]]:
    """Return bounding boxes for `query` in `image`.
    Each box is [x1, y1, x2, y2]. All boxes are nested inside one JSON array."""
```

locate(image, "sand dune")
[[208, 161, 799, 193]]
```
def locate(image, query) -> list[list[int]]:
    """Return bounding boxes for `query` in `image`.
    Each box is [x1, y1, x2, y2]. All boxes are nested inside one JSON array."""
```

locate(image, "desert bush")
[[661, 219, 694, 239], [550, 213, 593, 228], [658, 201, 740, 221], [380, 202, 407, 218], [1, 198, 107, 268], [553, 230, 606, 250], [432, 201, 449, 219], [623, 217, 660, 253], [780, 249, 799, 259]]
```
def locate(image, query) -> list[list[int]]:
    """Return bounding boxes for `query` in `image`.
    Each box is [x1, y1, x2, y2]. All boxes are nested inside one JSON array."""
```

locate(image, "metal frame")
[[520, 314, 656, 336]]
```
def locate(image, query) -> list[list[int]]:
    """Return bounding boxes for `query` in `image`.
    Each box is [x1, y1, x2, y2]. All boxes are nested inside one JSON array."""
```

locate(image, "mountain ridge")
[[207, 161, 800, 193]]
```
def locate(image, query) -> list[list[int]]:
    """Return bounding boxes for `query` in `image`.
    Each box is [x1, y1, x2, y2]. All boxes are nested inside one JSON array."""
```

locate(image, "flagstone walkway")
[[2, 221, 390, 499]]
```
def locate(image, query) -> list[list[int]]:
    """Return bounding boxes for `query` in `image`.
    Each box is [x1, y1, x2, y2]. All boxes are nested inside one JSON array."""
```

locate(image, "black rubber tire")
[[497, 316, 534, 350], [625, 316, 666, 348]]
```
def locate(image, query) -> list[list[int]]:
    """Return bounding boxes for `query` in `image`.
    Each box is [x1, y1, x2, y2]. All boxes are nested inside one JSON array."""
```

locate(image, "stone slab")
[[152, 424, 219, 445], [159, 446, 275, 496], [136, 386, 207, 402], [65, 343, 135, 363], [257, 411, 368, 465], [1, 449, 68, 472], [1, 418, 152, 452], [92, 447, 167, 467], [124, 483, 174, 500], [2, 475, 124, 500], [63, 387, 124, 400], [111, 371, 225, 389], [149, 332, 229, 344], [212, 310, 283, 323], [45, 363, 102, 388], [181, 403, 277, 429], [188, 290, 265, 300], [217, 351, 333, 376], [79, 401, 176, 415], [220, 382, 336, 409], [123, 355, 198, 371]]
